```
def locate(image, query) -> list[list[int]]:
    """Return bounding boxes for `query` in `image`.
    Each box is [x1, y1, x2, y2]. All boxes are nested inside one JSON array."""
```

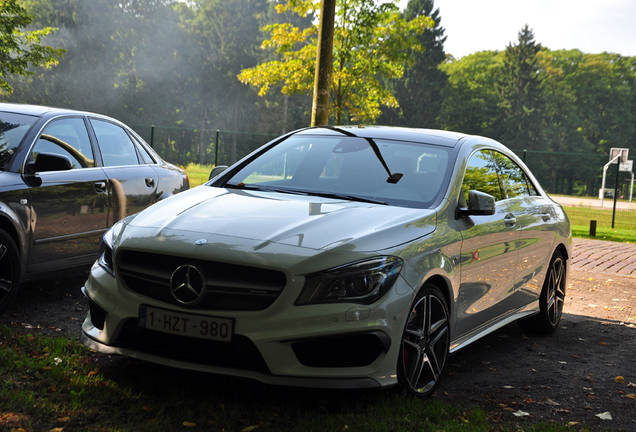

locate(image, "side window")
[[491, 151, 535, 198], [90, 119, 139, 167], [32, 117, 94, 169], [462, 150, 506, 202]]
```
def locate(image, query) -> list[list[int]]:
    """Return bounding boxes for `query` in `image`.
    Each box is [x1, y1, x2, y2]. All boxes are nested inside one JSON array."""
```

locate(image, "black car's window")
[[462, 150, 506, 202], [224, 135, 452, 209], [90, 119, 140, 166], [0, 112, 38, 171], [32, 117, 95, 169], [135, 139, 157, 164], [491, 151, 538, 198]]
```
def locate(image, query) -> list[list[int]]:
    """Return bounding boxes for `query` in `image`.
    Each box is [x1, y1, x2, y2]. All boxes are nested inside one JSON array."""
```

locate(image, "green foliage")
[[0, 0, 64, 93], [238, 0, 434, 125], [378, 0, 448, 128], [495, 25, 546, 151]]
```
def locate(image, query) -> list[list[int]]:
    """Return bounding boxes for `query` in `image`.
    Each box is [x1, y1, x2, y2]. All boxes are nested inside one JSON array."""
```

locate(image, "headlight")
[[98, 227, 115, 277], [97, 215, 134, 277], [296, 257, 403, 306]]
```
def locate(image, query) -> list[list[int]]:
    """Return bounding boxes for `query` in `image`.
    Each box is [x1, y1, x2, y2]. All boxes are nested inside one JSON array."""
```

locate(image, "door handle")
[[504, 213, 516, 227], [94, 181, 106, 194], [145, 177, 155, 187]]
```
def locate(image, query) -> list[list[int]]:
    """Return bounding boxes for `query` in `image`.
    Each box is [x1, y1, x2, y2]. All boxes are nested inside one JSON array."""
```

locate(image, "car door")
[[454, 149, 521, 337], [492, 151, 556, 302], [89, 118, 158, 223], [26, 117, 110, 272]]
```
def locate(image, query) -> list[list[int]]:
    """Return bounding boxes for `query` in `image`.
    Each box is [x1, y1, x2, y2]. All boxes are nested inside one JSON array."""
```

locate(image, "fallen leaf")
[[53, 358, 62, 365], [615, 376, 624, 383], [627, 382, 636, 388], [625, 394, 636, 401], [50, 428, 64, 432], [513, 410, 530, 417], [183, 421, 196, 427], [595, 412, 612, 420], [141, 406, 153, 413], [57, 417, 70, 422], [88, 371, 98, 377], [599, 342, 607, 346], [241, 426, 259, 432], [503, 386, 514, 389], [568, 422, 579, 426], [546, 398, 559, 406]]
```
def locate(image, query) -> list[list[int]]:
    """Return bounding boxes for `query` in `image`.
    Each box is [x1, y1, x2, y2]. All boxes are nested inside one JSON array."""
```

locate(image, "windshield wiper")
[[313, 126, 403, 184], [308, 191, 387, 205], [226, 183, 308, 196]]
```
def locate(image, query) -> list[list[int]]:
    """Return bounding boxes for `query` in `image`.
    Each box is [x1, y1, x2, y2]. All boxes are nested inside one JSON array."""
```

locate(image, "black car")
[[0, 103, 189, 313]]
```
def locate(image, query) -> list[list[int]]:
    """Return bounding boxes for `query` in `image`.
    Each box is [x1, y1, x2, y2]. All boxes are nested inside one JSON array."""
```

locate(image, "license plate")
[[138, 305, 234, 342]]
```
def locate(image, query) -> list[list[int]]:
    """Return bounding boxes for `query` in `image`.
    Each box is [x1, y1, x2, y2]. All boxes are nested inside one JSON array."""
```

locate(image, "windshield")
[[0, 112, 38, 171], [223, 135, 452, 209]]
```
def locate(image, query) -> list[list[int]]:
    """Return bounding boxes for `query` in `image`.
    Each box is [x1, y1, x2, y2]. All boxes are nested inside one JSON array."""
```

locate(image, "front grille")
[[116, 319, 270, 373], [118, 251, 287, 311]]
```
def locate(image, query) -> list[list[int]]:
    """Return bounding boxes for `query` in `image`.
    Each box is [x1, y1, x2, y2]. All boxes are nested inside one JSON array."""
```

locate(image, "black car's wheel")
[[398, 285, 450, 397], [519, 250, 566, 335], [0, 229, 21, 314]]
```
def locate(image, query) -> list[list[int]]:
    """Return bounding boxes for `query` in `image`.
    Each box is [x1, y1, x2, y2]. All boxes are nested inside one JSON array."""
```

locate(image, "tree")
[[495, 25, 546, 151], [238, 0, 433, 125], [439, 50, 503, 136], [0, 0, 64, 93], [378, 0, 447, 128]]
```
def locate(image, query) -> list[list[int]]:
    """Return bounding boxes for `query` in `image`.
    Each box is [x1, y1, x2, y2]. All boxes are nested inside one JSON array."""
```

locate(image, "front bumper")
[[80, 261, 415, 390]]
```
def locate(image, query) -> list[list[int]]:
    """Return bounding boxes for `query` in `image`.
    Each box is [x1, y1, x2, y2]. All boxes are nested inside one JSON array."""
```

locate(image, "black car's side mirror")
[[209, 165, 228, 181], [457, 190, 496, 218], [25, 152, 74, 174]]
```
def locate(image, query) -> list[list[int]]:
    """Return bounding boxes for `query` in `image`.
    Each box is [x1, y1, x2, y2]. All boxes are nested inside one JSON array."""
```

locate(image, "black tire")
[[519, 250, 566, 335], [397, 285, 450, 397], [0, 229, 21, 314]]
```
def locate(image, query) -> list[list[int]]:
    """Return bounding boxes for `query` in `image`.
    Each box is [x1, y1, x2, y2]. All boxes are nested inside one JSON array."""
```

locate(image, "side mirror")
[[26, 152, 74, 174], [209, 165, 228, 180], [457, 190, 496, 217]]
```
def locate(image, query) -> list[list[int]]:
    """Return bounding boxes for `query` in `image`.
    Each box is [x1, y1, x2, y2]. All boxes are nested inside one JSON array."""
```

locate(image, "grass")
[[0, 326, 587, 431], [185, 163, 215, 188]]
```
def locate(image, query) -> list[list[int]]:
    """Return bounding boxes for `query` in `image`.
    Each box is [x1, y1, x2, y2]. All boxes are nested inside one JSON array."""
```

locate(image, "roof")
[[295, 125, 468, 147]]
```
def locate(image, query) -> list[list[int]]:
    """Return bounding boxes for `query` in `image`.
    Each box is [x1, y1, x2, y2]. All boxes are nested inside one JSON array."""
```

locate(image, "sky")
[[400, 0, 636, 59]]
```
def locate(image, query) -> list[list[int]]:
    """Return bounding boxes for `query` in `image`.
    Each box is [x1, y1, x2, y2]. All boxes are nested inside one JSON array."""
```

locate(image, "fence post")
[[589, 220, 597, 237], [150, 125, 155, 148], [214, 130, 220, 167]]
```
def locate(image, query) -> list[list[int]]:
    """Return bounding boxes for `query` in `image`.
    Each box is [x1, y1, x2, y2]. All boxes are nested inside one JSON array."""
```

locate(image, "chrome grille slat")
[[118, 250, 286, 311]]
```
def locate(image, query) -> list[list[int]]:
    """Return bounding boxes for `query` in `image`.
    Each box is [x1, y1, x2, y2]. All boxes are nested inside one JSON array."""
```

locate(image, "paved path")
[[571, 237, 636, 276]]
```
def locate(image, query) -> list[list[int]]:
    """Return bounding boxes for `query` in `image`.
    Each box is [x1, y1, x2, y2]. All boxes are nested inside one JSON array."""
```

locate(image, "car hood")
[[124, 186, 437, 253]]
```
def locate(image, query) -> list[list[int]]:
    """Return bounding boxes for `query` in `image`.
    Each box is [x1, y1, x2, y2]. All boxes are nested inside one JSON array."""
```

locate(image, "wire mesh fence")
[[513, 149, 636, 231], [130, 124, 278, 168], [128, 124, 636, 231]]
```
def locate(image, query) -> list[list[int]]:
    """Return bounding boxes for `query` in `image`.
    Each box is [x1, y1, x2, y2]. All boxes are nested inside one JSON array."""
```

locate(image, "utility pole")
[[311, 0, 336, 126]]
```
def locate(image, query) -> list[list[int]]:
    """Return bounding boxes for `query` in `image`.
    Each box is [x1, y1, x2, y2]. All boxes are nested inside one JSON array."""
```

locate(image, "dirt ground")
[[1, 264, 635, 431]]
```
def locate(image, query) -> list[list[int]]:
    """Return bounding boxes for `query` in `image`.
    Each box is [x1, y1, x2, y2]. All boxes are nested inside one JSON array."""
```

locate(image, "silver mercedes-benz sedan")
[[80, 126, 571, 397]]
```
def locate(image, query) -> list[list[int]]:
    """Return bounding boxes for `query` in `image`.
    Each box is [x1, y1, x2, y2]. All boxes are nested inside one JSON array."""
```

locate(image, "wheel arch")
[[0, 213, 22, 256], [418, 274, 452, 315]]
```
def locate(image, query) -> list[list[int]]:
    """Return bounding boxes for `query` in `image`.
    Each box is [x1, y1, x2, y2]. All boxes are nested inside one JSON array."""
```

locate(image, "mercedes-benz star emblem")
[[170, 264, 206, 305]]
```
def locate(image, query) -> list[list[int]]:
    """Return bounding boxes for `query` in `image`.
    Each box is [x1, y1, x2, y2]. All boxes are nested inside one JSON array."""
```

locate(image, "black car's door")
[[89, 118, 158, 223], [26, 117, 109, 272]]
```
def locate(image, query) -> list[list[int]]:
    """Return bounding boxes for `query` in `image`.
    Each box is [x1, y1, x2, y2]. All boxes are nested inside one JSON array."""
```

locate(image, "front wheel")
[[519, 250, 566, 335], [0, 229, 21, 314], [398, 285, 450, 398]]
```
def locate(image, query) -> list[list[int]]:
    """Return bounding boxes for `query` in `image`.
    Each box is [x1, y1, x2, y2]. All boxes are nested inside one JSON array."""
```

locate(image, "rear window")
[[0, 112, 38, 171]]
